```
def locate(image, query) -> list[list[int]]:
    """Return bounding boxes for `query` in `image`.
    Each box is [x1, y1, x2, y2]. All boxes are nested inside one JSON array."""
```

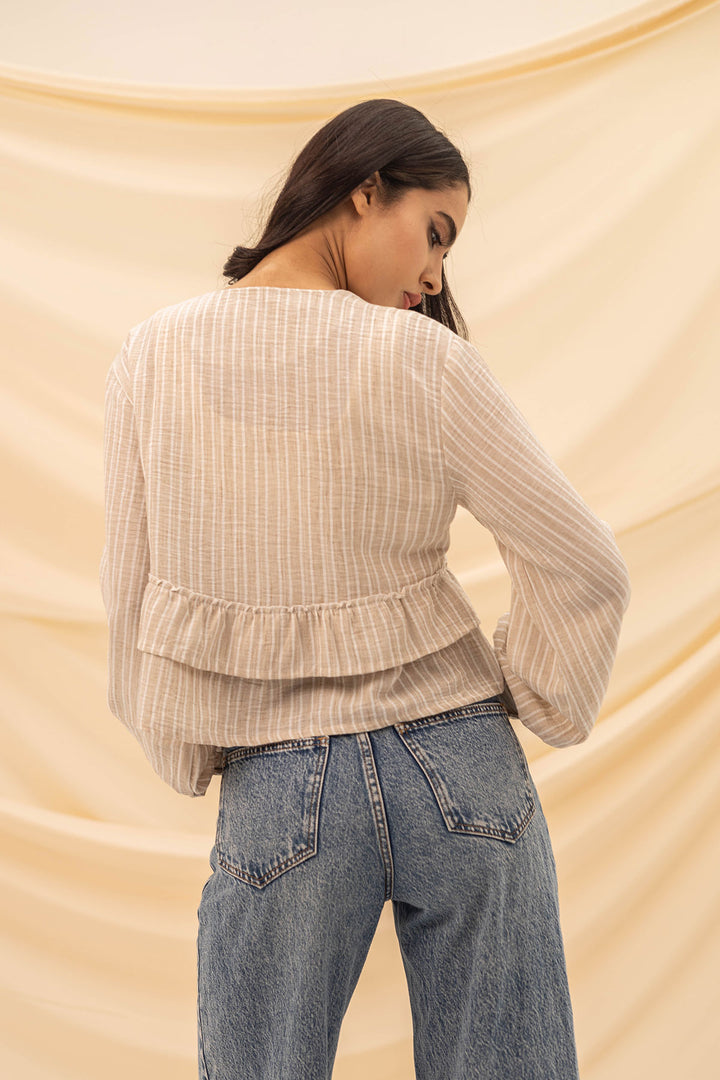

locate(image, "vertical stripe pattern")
[[100, 286, 631, 796]]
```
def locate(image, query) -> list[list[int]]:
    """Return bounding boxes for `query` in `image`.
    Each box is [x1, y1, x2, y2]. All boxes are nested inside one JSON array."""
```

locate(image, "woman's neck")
[[227, 225, 348, 292]]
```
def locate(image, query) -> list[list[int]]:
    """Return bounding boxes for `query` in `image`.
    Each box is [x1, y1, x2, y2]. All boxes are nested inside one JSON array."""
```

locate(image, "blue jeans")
[[196, 694, 580, 1079]]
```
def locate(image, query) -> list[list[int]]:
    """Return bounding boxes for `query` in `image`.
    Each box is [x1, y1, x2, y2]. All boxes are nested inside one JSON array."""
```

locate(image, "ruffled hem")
[[136, 566, 482, 678]]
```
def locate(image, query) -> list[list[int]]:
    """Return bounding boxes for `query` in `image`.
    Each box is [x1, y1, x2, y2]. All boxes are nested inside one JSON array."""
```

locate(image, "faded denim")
[[196, 694, 581, 1079]]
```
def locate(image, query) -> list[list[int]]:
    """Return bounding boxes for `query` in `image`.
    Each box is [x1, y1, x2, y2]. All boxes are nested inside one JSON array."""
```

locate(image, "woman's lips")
[[403, 292, 422, 309]]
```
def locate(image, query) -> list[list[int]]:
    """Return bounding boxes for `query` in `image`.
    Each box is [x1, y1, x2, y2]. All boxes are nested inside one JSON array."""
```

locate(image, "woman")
[[101, 99, 631, 1078]]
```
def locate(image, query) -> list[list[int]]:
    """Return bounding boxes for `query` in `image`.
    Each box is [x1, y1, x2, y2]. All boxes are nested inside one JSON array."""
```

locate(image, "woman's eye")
[[430, 226, 449, 259]]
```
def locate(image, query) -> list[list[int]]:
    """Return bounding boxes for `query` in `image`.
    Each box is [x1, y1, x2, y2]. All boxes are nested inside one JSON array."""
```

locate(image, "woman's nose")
[[421, 264, 443, 295]]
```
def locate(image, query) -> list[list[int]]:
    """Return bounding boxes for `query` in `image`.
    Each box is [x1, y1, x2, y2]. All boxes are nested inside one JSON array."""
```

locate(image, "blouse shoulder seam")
[[107, 364, 133, 405]]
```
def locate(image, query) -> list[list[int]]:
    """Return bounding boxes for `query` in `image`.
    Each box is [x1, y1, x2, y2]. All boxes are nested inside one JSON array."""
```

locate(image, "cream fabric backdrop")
[[1, 1, 718, 1076]]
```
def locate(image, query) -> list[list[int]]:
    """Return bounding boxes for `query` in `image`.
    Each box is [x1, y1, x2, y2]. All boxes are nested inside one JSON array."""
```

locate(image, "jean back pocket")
[[394, 700, 535, 843], [216, 736, 329, 888]]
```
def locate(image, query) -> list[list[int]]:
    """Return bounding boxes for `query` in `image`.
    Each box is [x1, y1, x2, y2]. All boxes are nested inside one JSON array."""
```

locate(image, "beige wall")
[[1, 0, 665, 85]]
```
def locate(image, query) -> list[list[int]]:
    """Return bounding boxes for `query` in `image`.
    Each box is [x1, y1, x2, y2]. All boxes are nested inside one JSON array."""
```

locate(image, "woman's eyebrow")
[[437, 211, 457, 246]]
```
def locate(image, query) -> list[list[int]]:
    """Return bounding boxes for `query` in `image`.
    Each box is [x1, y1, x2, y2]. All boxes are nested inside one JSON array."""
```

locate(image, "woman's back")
[[102, 283, 630, 797], [125, 285, 460, 619]]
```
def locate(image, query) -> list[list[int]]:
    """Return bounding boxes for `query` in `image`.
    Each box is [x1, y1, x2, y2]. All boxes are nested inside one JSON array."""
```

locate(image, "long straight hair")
[[222, 99, 472, 338]]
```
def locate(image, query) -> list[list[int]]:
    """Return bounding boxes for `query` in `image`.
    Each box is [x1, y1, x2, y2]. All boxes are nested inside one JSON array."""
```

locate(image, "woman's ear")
[[350, 171, 382, 216]]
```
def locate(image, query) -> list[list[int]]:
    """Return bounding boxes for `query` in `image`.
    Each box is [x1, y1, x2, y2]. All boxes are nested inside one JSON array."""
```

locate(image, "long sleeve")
[[440, 336, 631, 747], [100, 361, 150, 733], [100, 355, 223, 796]]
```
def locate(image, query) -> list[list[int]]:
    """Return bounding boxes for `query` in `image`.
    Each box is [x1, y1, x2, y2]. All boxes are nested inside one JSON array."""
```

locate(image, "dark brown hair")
[[222, 98, 472, 338]]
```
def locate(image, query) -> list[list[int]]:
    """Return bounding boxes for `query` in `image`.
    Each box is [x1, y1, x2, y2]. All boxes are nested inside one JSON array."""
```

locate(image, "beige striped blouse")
[[100, 286, 631, 797]]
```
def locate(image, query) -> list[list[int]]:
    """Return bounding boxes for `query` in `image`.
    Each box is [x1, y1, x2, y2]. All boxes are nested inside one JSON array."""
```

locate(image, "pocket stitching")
[[395, 719, 536, 844], [216, 740, 329, 888]]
